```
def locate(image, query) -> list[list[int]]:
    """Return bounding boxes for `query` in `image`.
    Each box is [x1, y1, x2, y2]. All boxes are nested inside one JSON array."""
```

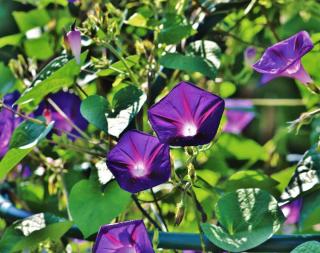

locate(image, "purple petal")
[[224, 99, 255, 134], [66, 29, 81, 64], [107, 130, 171, 193], [0, 91, 21, 157], [93, 220, 155, 253], [34, 91, 88, 140], [148, 81, 225, 146], [252, 31, 313, 84], [281, 198, 303, 224]]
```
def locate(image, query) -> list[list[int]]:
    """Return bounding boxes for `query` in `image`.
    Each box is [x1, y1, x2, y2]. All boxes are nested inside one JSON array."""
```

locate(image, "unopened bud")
[[174, 201, 185, 226], [187, 163, 196, 183]]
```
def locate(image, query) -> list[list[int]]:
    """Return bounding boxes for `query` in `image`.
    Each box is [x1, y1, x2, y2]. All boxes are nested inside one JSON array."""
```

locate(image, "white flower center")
[[182, 123, 197, 137], [132, 162, 147, 177]]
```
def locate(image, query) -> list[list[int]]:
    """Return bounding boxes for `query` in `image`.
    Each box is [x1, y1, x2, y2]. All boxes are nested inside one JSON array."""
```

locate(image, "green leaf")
[[0, 62, 16, 95], [14, 0, 67, 7], [291, 241, 320, 253], [0, 33, 23, 49], [13, 9, 50, 32], [159, 51, 218, 80], [201, 188, 285, 252], [0, 213, 72, 253], [16, 51, 88, 108], [279, 146, 320, 204], [217, 133, 268, 161], [107, 85, 146, 137], [97, 55, 140, 77], [80, 95, 110, 133], [224, 170, 279, 194], [69, 179, 131, 237], [9, 118, 54, 149], [0, 148, 32, 180], [126, 13, 148, 27], [24, 35, 54, 60], [158, 24, 195, 44], [299, 189, 320, 231], [31, 54, 70, 86]]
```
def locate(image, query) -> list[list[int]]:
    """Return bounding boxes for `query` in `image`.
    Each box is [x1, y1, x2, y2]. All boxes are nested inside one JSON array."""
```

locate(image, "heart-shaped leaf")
[[0, 213, 73, 253], [80, 95, 110, 133], [106, 85, 146, 137], [280, 146, 320, 205], [201, 188, 285, 252], [291, 241, 320, 253], [69, 179, 131, 238]]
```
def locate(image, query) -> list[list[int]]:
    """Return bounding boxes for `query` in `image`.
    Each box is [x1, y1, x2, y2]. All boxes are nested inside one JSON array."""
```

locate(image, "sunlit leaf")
[[107, 85, 146, 137], [97, 55, 140, 77], [290, 241, 320, 253], [0, 213, 72, 253], [10, 118, 54, 149], [0, 34, 23, 49], [13, 9, 50, 32], [0, 148, 32, 180], [16, 51, 88, 108], [280, 146, 320, 204], [201, 188, 285, 252]]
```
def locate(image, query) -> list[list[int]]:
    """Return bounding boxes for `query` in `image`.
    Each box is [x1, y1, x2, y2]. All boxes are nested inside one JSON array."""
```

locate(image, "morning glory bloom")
[[93, 220, 154, 253], [244, 46, 257, 66], [252, 31, 313, 84], [107, 130, 171, 193], [281, 198, 303, 224], [64, 23, 81, 64], [34, 91, 88, 139], [148, 81, 225, 146], [224, 99, 255, 134], [0, 91, 20, 157]]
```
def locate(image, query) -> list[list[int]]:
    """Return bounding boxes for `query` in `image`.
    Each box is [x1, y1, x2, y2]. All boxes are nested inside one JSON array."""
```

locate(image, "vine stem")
[[47, 98, 91, 140], [184, 147, 207, 252], [151, 188, 168, 232], [189, 187, 206, 252], [0, 101, 89, 142], [46, 140, 105, 157], [131, 194, 162, 231], [98, 41, 139, 86]]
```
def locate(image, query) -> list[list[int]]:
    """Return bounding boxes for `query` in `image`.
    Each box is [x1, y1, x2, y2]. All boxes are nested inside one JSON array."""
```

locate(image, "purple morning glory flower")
[[148, 81, 225, 146], [281, 198, 303, 224], [224, 99, 255, 134], [106, 130, 171, 193], [64, 23, 81, 64], [93, 220, 155, 253], [252, 31, 313, 84], [244, 46, 257, 66], [0, 91, 20, 157], [34, 91, 88, 139]]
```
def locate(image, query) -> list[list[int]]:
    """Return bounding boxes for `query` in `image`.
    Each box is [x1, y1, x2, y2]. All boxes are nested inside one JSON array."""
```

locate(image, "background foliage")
[[0, 0, 320, 252]]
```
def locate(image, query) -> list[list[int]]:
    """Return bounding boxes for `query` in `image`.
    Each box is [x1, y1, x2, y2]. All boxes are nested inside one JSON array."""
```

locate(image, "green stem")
[[189, 187, 206, 252], [100, 42, 139, 86], [0, 101, 89, 142]]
